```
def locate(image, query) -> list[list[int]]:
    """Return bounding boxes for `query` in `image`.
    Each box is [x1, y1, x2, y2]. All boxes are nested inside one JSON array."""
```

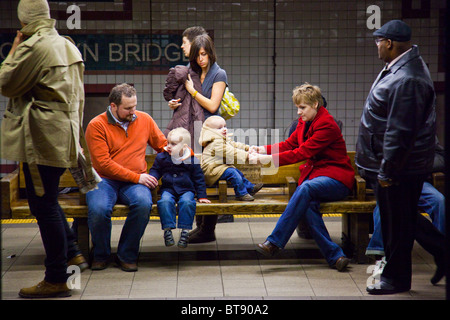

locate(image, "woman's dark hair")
[[189, 34, 217, 75]]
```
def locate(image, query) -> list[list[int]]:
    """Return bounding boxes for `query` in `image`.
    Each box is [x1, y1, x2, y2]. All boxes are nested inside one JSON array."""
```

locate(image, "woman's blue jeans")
[[157, 191, 196, 230], [302, 205, 347, 266], [86, 178, 152, 263], [219, 167, 254, 197], [267, 176, 350, 265]]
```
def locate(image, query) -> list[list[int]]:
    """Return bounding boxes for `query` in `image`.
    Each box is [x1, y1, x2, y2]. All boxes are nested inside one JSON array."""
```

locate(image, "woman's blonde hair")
[[168, 127, 191, 147], [292, 83, 323, 107]]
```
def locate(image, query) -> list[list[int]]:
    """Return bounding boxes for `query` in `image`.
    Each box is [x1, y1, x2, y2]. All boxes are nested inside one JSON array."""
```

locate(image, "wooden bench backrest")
[[19, 163, 77, 189], [18, 151, 357, 189], [18, 155, 158, 189]]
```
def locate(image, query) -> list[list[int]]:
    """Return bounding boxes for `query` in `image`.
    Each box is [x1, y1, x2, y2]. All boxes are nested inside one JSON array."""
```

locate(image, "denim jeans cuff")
[[365, 249, 385, 256], [177, 224, 193, 230], [161, 223, 176, 230], [266, 236, 284, 249]]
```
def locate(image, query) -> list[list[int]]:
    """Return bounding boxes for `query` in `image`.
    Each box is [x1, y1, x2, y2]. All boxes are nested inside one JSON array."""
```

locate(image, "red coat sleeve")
[[265, 116, 339, 167]]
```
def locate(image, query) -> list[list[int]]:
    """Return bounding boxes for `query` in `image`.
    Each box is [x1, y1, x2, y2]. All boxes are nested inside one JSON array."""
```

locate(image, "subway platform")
[[1, 216, 446, 300]]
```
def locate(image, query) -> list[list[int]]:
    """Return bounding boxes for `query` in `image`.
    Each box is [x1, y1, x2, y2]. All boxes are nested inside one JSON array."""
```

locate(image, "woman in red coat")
[[250, 83, 355, 271]]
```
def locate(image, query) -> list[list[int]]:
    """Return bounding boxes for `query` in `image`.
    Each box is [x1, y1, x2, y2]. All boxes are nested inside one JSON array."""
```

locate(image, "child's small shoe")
[[164, 229, 175, 246], [250, 183, 264, 196], [236, 193, 254, 201], [178, 229, 189, 248]]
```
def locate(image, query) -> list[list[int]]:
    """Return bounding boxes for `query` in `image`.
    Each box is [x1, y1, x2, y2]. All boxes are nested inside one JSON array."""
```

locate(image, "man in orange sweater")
[[85, 83, 167, 272]]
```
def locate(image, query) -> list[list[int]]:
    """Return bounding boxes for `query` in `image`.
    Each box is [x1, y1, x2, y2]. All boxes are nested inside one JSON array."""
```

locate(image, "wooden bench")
[[1, 151, 378, 263]]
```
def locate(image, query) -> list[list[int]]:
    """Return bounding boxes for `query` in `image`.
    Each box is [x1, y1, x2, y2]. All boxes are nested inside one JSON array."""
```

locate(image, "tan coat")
[[0, 19, 85, 168], [199, 123, 249, 186]]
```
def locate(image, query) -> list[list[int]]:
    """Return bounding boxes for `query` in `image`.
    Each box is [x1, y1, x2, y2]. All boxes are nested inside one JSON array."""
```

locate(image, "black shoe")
[[188, 227, 201, 238], [366, 281, 409, 295], [431, 266, 445, 285], [164, 229, 175, 247], [431, 255, 445, 285], [188, 230, 216, 243], [178, 230, 189, 248]]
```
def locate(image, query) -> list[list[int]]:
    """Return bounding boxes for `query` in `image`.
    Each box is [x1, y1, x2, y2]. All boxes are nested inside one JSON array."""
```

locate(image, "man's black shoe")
[[431, 266, 444, 285], [366, 281, 409, 295]]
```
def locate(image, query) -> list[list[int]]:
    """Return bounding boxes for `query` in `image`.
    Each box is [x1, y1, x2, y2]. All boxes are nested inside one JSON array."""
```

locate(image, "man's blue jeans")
[[219, 168, 254, 197], [157, 191, 196, 230], [418, 182, 445, 234], [367, 181, 445, 255], [86, 178, 152, 263], [267, 176, 350, 264]]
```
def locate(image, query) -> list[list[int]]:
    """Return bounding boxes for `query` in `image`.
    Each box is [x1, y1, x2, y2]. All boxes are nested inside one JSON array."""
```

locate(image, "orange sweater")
[[85, 110, 167, 183]]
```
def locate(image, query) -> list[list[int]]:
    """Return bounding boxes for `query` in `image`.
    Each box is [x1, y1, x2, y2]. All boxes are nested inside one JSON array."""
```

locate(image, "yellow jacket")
[[199, 123, 249, 186]]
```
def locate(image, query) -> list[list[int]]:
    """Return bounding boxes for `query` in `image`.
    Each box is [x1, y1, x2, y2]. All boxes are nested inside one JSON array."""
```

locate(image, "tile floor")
[[1, 216, 446, 300]]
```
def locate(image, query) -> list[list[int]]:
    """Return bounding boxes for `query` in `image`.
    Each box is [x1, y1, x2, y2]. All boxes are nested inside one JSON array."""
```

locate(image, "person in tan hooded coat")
[[190, 116, 262, 242], [0, 0, 93, 298], [199, 116, 251, 187]]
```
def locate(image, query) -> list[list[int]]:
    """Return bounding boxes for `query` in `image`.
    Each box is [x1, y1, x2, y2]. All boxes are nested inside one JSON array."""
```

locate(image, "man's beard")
[[118, 114, 133, 122]]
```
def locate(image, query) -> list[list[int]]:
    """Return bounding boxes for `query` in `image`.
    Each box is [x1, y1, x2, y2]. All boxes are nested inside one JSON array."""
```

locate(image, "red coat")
[[265, 107, 354, 190]]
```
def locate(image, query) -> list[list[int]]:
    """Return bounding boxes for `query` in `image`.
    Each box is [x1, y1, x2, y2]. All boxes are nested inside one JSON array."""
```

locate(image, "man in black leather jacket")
[[355, 20, 437, 294]]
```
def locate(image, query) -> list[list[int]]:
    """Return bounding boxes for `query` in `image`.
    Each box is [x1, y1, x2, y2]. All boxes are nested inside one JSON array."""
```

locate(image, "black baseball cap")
[[373, 20, 411, 42]]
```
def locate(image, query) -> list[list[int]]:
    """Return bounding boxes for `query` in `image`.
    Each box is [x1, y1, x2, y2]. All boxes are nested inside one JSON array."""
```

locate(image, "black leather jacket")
[[355, 45, 436, 181]]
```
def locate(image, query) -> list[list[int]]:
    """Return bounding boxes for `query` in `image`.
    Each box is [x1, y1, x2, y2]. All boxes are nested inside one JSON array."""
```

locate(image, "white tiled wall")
[[0, 0, 446, 173]]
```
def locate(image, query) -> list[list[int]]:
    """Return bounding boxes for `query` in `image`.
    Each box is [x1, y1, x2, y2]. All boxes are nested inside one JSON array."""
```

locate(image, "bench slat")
[[10, 196, 376, 218]]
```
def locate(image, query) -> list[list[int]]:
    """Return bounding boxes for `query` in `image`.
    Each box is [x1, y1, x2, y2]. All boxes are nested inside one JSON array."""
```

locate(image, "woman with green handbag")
[[184, 33, 230, 243], [184, 33, 228, 120]]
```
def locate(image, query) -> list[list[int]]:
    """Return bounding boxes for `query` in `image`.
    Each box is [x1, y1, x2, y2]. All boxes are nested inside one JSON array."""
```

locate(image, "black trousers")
[[360, 169, 445, 289], [23, 163, 80, 283]]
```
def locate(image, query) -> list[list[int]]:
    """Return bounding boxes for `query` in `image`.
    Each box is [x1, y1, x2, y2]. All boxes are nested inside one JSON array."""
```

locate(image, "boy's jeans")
[[86, 178, 152, 263], [219, 167, 254, 196], [157, 191, 196, 230], [267, 176, 350, 260]]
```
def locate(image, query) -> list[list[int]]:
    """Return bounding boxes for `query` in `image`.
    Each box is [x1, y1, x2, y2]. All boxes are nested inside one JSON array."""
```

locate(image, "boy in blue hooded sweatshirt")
[[149, 127, 210, 248]]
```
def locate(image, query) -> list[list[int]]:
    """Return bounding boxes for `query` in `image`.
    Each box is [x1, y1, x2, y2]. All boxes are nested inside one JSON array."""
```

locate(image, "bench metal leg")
[[341, 212, 371, 264]]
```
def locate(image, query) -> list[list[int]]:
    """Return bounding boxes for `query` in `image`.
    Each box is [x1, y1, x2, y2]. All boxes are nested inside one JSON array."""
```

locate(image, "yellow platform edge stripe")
[[1, 214, 344, 224]]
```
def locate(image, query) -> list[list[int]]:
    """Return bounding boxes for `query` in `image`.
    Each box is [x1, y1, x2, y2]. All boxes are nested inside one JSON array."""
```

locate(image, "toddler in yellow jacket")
[[199, 116, 263, 201]]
